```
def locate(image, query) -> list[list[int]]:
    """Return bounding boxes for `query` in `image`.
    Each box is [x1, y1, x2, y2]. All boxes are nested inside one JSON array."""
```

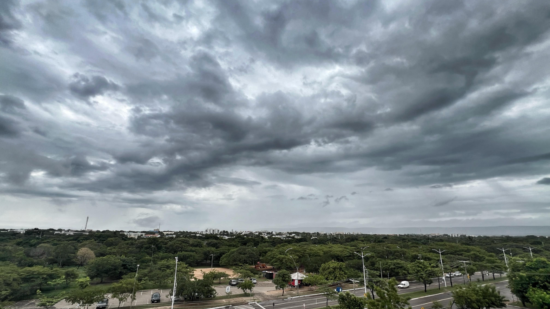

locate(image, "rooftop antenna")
[[84, 216, 89, 230]]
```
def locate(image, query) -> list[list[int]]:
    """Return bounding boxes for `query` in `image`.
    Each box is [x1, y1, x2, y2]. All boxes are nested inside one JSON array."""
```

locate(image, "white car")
[[397, 281, 410, 288]]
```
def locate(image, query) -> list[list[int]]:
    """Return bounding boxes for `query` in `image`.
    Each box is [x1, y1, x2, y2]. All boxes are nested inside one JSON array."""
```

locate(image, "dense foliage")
[[0, 228, 549, 304]]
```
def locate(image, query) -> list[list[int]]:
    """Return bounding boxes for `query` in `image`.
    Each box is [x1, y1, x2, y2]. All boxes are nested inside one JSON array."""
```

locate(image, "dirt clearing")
[[193, 267, 236, 279]]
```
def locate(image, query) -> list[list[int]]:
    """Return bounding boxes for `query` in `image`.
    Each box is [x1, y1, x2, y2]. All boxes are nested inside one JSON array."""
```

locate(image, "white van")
[[397, 281, 410, 288]]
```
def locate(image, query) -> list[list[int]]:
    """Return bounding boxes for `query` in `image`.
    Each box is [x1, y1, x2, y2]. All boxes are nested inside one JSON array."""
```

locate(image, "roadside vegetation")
[[0, 229, 549, 308]]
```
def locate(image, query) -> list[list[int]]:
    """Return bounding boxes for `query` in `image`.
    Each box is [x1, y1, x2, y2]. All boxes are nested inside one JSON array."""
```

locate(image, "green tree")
[[237, 280, 254, 295], [175, 278, 216, 301], [320, 261, 347, 282], [233, 266, 255, 279], [338, 291, 367, 309], [76, 277, 91, 289], [365, 278, 411, 309], [65, 288, 106, 309], [509, 258, 550, 306], [527, 288, 550, 309], [203, 270, 229, 284], [303, 274, 327, 287], [273, 270, 291, 296], [466, 265, 477, 282], [451, 283, 506, 309], [20, 266, 62, 290], [36, 290, 65, 309], [110, 278, 140, 307], [409, 261, 438, 292], [64, 269, 79, 286], [0, 264, 21, 302], [317, 284, 338, 307], [86, 255, 123, 283], [53, 243, 75, 267], [220, 247, 259, 266]]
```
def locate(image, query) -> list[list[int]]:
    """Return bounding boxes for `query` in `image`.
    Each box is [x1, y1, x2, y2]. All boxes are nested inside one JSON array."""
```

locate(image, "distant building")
[[143, 234, 160, 238], [125, 232, 145, 238]]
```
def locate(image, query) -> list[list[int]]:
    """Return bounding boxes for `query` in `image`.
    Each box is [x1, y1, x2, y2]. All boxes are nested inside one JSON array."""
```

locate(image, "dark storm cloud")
[[1, 0, 550, 229], [68, 73, 119, 99], [537, 178, 550, 185], [0, 95, 26, 113], [0, 0, 21, 46], [430, 184, 454, 189]]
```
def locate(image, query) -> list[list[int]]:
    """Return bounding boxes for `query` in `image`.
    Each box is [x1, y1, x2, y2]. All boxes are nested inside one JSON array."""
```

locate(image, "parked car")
[[151, 292, 161, 303], [237, 278, 245, 283], [397, 281, 410, 289], [96, 299, 108, 309], [251, 278, 257, 284], [229, 279, 238, 286]]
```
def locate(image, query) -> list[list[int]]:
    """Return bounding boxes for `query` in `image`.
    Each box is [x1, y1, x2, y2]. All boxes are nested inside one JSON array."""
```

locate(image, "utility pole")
[[151, 245, 155, 266], [458, 261, 469, 284], [171, 257, 178, 309], [354, 246, 369, 295], [432, 249, 447, 287], [380, 262, 383, 279], [131, 264, 140, 309], [497, 248, 509, 269], [285, 248, 299, 296], [524, 246, 535, 258], [84, 216, 89, 230], [210, 254, 215, 268]]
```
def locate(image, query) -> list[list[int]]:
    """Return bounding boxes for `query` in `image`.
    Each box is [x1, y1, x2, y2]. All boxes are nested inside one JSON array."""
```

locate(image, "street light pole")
[[285, 248, 299, 296], [458, 260, 469, 284], [354, 246, 369, 295], [432, 249, 447, 287], [171, 257, 178, 309], [210, 254, 215, 268], [497, 248, 509, 269], [523, 246, 535, 258], [131, 264, 140, 309]]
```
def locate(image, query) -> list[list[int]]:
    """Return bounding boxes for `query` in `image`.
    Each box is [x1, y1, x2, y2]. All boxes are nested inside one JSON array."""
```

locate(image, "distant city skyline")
[[1, 1, 549, 231]]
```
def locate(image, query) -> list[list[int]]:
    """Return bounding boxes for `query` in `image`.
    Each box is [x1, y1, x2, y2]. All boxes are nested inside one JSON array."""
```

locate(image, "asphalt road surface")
[[259, 274, 509, 309]]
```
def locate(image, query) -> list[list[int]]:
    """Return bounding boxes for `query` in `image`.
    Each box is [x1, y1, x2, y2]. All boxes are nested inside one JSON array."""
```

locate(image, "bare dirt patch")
[[193, 267, 236, 279]]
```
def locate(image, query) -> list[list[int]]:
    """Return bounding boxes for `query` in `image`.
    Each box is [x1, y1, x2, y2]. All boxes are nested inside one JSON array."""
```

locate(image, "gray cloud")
[[133, 215, 162, 229], [0, 0, 550, 230], [433, 197, 458, 207], [69, 73, 119, 99], [536, 178, 550, 185]]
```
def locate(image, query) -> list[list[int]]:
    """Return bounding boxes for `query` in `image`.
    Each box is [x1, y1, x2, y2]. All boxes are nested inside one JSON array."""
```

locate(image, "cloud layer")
[[0, 0, 549, 231]]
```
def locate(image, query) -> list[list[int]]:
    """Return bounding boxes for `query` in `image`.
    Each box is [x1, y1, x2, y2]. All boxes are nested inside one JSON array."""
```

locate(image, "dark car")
[[151, 292, 161, 303], [96, 299, 108, 309]]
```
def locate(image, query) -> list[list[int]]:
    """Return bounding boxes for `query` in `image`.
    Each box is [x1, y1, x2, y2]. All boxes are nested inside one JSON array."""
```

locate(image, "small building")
[[289, 272, 307, 287], [124, 232, 145, 239]]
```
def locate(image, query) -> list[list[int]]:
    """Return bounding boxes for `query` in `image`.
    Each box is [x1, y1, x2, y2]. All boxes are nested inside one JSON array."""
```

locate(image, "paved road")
[[259, 275, 509, 309]]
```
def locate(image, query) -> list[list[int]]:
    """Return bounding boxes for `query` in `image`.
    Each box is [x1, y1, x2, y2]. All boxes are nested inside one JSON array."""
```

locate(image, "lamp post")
[[458, 261, 469, 284], [523, 246, 535, 258], [210, 254, 215, 268], [131, 264, 140, 309], [285, 248, 299, 296], [171, 257, 178, 309], [432, 249, 446, 287], [354, 246, 369, 295], [497, 248, 509, 269]]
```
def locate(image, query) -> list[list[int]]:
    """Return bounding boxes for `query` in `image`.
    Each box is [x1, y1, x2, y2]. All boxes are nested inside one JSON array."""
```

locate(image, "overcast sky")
[[1, 0, 549, 232]]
